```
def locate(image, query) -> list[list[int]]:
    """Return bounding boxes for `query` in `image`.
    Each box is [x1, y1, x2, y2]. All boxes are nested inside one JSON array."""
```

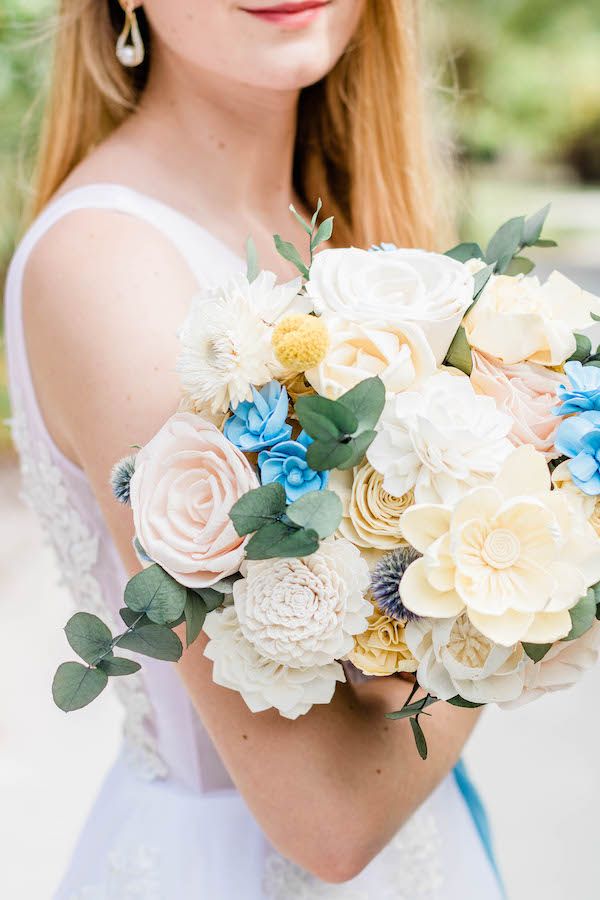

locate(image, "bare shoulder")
[[22, 204, 198, 465]]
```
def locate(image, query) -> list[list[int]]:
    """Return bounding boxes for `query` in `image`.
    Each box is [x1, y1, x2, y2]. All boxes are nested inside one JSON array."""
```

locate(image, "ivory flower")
[[204, 606, 345, 719], [507, 622, 600, 707], [552, 459, 600, 537], [400, 446, 600, 646], [367, 371, 513, 504], [329, 462, 414, 550], [405, 614, 526, 704], [470, 350, 565, 459], [177, 271, 305, 414], [130, 413, 259, 588], [305, 316, 436, 400], [464, 271, 600, 366], [233, 537, 372, 668], [349, 604, 418, 677], [307, 247, 474, 364]]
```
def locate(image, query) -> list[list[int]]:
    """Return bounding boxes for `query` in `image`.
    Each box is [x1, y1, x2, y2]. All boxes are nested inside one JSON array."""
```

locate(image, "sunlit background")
[[1, 1, 599, 898]]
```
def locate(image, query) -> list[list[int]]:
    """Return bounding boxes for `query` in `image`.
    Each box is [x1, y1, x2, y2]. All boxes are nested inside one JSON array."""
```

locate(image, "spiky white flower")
[[177, 271, 305, 415]]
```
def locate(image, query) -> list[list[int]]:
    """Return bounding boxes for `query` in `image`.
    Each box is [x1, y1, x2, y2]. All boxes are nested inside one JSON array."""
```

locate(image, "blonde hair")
[[30, 0, 450, 248]]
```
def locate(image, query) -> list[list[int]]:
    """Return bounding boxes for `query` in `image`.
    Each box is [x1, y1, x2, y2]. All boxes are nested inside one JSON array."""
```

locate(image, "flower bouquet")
[[52, 201, 600, 758]]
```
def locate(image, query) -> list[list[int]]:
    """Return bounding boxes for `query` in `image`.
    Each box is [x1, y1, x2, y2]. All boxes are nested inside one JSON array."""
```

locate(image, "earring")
[[116, 1, 145, 68]]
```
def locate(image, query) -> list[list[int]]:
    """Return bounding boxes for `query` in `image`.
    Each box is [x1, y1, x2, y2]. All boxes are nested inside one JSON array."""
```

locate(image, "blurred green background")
[[1, 0, 599, 451]]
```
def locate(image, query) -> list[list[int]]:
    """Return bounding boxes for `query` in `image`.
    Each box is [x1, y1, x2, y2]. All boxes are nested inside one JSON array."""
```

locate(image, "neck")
[[135, 43, 301, 227]]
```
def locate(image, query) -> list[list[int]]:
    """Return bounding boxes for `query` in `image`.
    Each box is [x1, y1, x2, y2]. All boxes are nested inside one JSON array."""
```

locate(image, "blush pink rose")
[[470, 350, 564, 459], [130, 412, 259, 588]]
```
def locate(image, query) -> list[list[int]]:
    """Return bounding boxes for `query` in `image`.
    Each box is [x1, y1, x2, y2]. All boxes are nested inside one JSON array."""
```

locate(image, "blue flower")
[[554, 361, 600, 415], [369, 242, 398, 252], [258, 431, 329, 502], [370, 547, 422, 622], [555, 409, 600, 495], [224, 381, 292, 452]]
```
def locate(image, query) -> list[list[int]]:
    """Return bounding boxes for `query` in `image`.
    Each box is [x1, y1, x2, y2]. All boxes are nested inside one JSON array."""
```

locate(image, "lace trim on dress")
[[262, 809, 443, 900], [66, 844, 162, 900], [10, 390, 167, 781]]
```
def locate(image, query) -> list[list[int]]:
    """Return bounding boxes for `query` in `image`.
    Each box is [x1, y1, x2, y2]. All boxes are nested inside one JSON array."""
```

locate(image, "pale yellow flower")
[[272, 314, 329, 372], [330, 462, 414, 550], [349, 602, 418, 677], [400, 446, 600, 646]]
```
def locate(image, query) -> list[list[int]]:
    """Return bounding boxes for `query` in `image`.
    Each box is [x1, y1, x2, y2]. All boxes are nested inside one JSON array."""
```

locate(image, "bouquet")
[[52, 201, 600, 759]]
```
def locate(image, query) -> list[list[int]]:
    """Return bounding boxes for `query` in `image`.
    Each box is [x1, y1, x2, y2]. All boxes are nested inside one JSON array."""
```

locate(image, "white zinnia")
[[367, 371, 513, 504], [405, 613, 526, 705], [233, 537, 372, 667], [204, 606, 345, 719], [306, 247, 474, 364], [177, 271, 304, 414]]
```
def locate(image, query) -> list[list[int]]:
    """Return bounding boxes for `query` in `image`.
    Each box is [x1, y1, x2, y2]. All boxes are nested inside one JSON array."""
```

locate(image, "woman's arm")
[[24, 210, 480, 884]]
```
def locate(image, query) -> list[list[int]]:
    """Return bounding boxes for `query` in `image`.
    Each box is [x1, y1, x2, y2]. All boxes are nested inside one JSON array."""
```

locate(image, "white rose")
[[307, 248, 474, 364], [204, 606, 345, 719], [405, 613, 526, 705], [367, 370, 513, 504], [233, 538, 372, 668], [305, 315, 436, 400], [505, 622, 600, 708], [464, 270, 600, 366]]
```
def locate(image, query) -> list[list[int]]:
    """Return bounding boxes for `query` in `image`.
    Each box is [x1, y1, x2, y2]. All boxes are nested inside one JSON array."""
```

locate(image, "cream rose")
[[349, 604, 418, 677], [305, 316, 436, 400], [130, 413, 259, 588], [329, 462, 414, 550], [464, 270, 600, 366], [307, 248, 474, 364], [400, 446, 600, 646], [405, 613, 526, 704], [233, 537, 372, 668], [470, 350, 565, 459]]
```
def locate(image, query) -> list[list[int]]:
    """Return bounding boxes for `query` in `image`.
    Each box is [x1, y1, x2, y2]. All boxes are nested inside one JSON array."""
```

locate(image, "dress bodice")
[[4, 183, 245, 791]]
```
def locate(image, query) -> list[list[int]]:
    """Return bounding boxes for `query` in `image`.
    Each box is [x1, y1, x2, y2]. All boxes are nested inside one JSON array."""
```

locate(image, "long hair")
[[29, 0, 450, 249]]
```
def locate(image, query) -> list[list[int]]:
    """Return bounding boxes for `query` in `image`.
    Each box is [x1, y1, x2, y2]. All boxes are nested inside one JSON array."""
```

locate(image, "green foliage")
[[447, 696, 484, 708], [273, 234, 309, 279], [246, 521, 320, 560], [564, 590, 597, 642], [124, 564, 187, 625], [52, 662, 108, 712], [245, 236, 259, 283], [285, 490, 343, 540], [568, 334, 593, 364], [97, 657, 141, 677], [64, 613, 113, 665], [444, 326, 473, 376], [229, 483, 287, 535], [184, 590, 207, 648], [116, 620, 183, 662], [522, 642, 552, 663]]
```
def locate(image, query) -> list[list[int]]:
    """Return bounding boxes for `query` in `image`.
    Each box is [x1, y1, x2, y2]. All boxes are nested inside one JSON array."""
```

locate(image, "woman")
[[5, 1, 504, 897]]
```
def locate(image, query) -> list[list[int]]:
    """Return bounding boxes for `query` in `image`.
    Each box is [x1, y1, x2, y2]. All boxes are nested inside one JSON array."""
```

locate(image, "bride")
[[5, 1, 504, 897]]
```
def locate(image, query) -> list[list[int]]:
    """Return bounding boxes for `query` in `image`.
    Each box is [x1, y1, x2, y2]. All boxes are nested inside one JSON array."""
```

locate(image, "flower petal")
[[400, 557, 464, 618], [400, 504, 451, 553], [467, 608, 534, 646], [522, 610, 572, 644]]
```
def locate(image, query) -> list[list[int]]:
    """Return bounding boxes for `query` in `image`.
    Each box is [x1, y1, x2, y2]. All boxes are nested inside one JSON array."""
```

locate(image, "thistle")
[[370, 547, 421, 622], [110, 454, 137, 505]]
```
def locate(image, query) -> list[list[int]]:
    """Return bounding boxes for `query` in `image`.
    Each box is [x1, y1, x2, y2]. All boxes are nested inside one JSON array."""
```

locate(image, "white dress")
[[4, 183, 504, 900]]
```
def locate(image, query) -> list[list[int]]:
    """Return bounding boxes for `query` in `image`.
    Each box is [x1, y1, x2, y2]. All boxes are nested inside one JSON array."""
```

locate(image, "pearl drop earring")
[[116, 1, 145, 68]]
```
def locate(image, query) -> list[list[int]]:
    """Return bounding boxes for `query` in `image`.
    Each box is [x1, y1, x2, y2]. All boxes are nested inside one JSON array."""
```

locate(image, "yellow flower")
[[330, 462, 414, 550], [349, 602, 418, 677], [272, 314, 329, 372]]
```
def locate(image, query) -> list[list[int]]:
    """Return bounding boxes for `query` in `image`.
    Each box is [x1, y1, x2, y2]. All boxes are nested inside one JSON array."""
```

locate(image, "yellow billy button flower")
[[349, 601, 418, 677], [272, 314, 329, 372]]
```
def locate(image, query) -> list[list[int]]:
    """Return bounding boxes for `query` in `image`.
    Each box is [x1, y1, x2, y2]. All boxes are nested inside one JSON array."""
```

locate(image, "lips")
[[240, 1, 330, 29]]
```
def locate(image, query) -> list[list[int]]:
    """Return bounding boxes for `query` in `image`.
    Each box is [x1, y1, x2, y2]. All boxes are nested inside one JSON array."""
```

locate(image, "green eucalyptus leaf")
[[523, 203, 551, 245], [52, 662, 108, 712], [338, 376, 386, 432], [445, 242, 484, 263], [471, 264, 495, 303], [564, 590, 597, 642], [116, 622, 183, 662], [337, 430, 377, 470], [310, 216, 334, 250], [310, 198, 323, 230], [245, 236, 259, 283], [245, 521, 320, 560], [286, 490, 343, 539], [385, 696, 438, 720], [64, 612, 113, 665], [522, 642, 553, 663], [184, 590, 207, 648], [568, 333, 592, 363], [444, 326, 473, 376], [485, 216, 525, 269], [229, 483, 287, 536], [506, 256, 535, 276], [119, 608, 149, 628], [591, 311, 600, 322], [193, 587, 225, 612], [410, 717, 428, 760], [295, 395, 358, 439], [273, 234, 310, 279], [97, 656, 141, 677], [306, 438, 354, 472], [447, 696, 484, 708], [288, 204, 312, 236], [124, 564, 187, 625], [534, 239, 558, 248]]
